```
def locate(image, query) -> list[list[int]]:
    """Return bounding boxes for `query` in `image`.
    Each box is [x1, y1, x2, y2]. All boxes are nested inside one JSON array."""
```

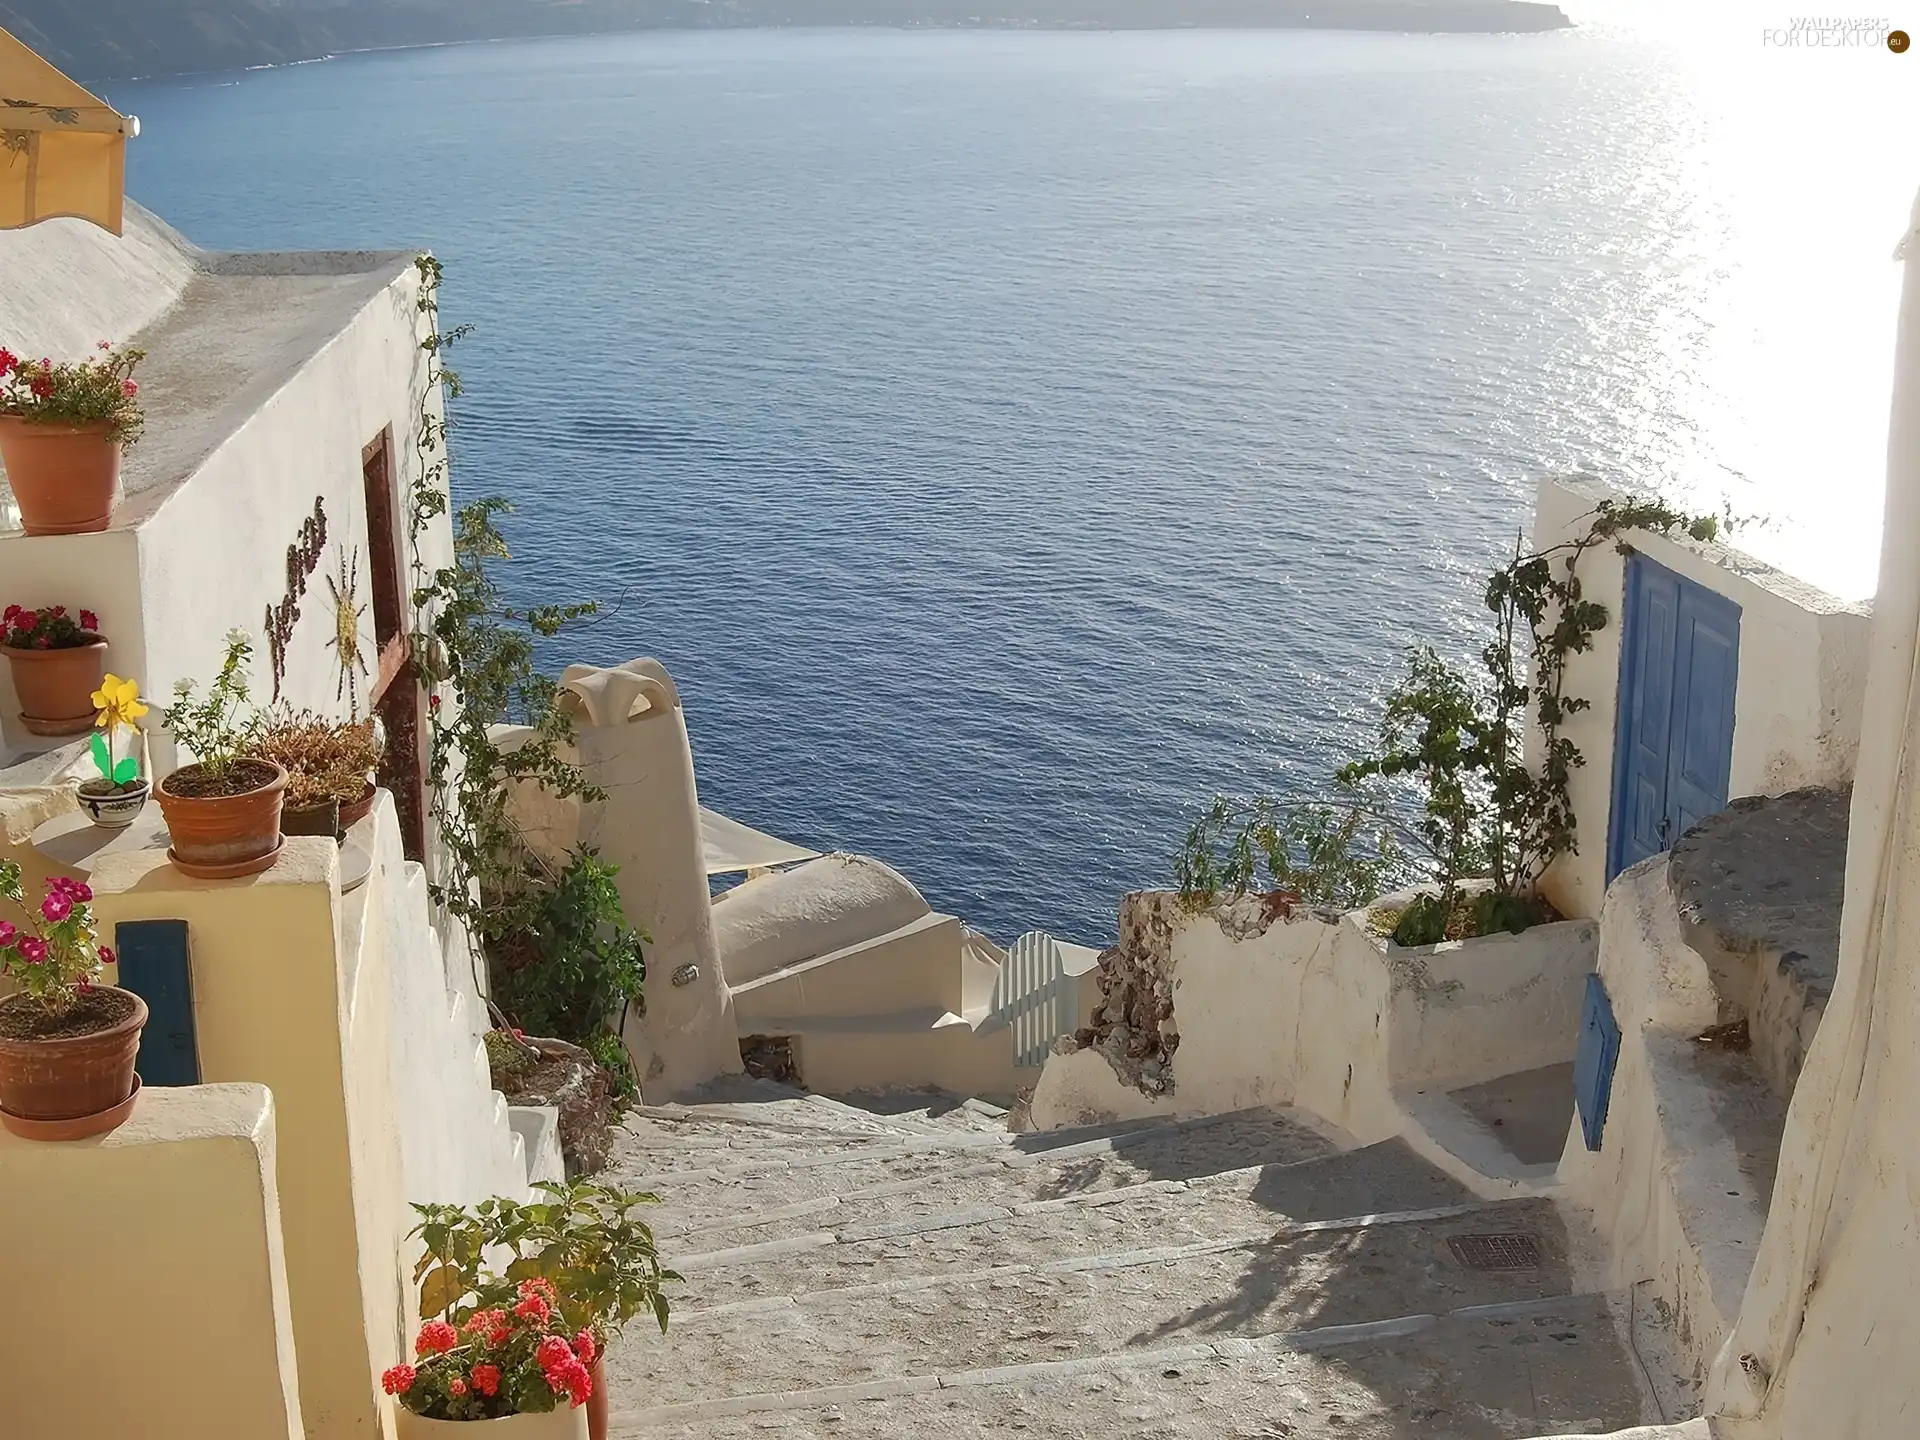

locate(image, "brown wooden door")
[[363, 429, 429, 862]]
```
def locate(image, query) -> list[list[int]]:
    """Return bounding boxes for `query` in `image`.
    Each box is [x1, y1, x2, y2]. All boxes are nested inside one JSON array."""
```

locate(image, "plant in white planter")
[[384, 1282, 594, 1437], [79, 674, 150, 829]]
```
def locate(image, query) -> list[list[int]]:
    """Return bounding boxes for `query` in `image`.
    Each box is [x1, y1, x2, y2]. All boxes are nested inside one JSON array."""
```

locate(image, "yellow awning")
[[0, 28, 129, 235]]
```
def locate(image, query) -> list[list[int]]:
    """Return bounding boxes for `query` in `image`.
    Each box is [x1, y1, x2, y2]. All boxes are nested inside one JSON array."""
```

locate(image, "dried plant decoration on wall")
[[327, 545, 371, 716], [264, 497, 328, 703]]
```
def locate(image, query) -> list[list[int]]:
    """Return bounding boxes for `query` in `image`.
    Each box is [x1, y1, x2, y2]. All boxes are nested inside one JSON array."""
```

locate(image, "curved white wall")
[[715, 853, 932, 987]]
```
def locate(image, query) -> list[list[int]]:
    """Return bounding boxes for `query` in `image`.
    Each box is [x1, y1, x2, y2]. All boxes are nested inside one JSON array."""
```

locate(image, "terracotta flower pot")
[[587, 1356, 608, 1440], [0, 985, 147, 1139], [282, 795, 342, 841], [3, 634, 107, 736], [339, 779, 378, 829], [0, 417, 121, 535], [155, 758, 286, 879], [395, 1407, 588, 1439]]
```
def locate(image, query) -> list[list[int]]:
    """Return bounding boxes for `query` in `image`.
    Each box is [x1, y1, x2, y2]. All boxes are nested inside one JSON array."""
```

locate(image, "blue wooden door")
[[114, 920, 200, 1087], [1607, 555, 1740, 881]]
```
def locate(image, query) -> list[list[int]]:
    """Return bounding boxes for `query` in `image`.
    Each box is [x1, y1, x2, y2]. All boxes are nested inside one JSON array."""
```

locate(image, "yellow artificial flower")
[[92, 674, 149, 731]]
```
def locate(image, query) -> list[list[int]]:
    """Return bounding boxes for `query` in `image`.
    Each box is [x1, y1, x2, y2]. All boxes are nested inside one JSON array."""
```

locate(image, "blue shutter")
[[115, 920, 200, 1087], [1666, 583, 1740, 839], [1573, 973, 1621, 1152]]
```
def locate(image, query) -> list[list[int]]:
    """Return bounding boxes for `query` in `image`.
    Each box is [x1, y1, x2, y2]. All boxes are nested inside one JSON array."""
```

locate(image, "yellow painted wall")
[[91, 837, 404, 1440], [0, 1083, 304, 1440]]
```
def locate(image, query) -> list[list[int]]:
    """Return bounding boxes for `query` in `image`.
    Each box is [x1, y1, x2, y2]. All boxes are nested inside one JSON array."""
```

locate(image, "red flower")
[[122, 380, 138, 398], [448, 1378, 468, 1398], [28, 375, 51, 399], [16, 937, 47, 964], [429, 693, 442, 711], [0, 349, 15, 373], [463, 1308, 509, 1344], [414, 1320, 458, 1356], [47, 606, 64, 617], [0, 921, 14, 946], [470, 1363, 501, 1397], [535, 1336, 574, 1372], [97, 340, 112, 351], [574, 1330, 598, 1365], [34, 636, 50, 649], [514, 1292, 550, 1323], [99, 945, 115, 967], [79, 610, 99, 631], [381, 1364, 417, 1396], [549, 1357, 592, 1407], [41, 891, 71, 923], [1, 605, 19, 623]]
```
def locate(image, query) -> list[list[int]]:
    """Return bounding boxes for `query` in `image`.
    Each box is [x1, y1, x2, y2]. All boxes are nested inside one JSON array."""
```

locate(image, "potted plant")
[[409, 1180, 678, 1440], [0, 343, 144, 535], [249, 711, 384, 840], [384, 1282, 594, 1438], [79, 675, 151, 828], [154, 631, 284, 879], [0, 860, 143, 1140], [2, 603, 108, 736]]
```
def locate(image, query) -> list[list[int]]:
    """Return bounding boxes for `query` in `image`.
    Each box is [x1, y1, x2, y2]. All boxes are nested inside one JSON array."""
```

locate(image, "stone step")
[[612, 1107, 1343, 1218], [651, 1197, 1573, 1383], [608, 1289, 1646, 1439], [655, 1138, 1477, 1252]]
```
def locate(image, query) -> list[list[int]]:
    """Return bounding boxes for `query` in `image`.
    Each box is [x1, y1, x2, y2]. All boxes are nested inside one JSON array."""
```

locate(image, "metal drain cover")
[[1447, 1233, 1543, 1271]]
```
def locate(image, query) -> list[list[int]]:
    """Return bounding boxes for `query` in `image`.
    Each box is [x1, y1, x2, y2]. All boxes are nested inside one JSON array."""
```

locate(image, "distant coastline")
[[4, 2, 1572, 85]]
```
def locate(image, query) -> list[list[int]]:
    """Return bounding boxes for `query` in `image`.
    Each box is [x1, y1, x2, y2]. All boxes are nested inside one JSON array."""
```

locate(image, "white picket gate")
[[986, 931, 1073, 1069]]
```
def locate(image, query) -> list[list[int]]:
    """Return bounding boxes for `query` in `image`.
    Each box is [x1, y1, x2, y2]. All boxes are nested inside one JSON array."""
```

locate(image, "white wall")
[[1532, 475, 1871, 920], [1031, 892, 1595, 1151]]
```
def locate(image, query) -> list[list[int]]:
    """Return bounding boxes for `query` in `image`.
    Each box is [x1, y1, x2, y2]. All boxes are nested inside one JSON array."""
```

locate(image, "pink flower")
[[514, 1291, 550, 1323], [573, 1330, 598, 1365], [79, 610, 99, 631], [52, 877, 92, 903], [16, 937, 46, 964], [381, 1364, 417, 1396], [0, 921, 14, 946], [97, 340, 112, 351], [448, 1378, 468, 1398], [535, 1336, 574, 1371], [98, 945, 115, 967], [549, 1357, 592, 1407], [41, 891, 71, 923], [122, 380, 138, 398], [414, 1320, 458, 1356], [470, 1363, 501, 1398]]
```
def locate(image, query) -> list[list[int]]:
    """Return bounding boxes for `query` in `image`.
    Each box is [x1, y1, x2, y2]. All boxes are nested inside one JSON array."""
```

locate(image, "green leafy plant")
[[490, 849, 647, 1070], [1177, 497, 1725, 943], [409, 1179, 678, 1343], [163, 630, 267, 784], [1177, 794, 1406, 913], [403, 256, 645, 1078], [0, 342, 145, 445]]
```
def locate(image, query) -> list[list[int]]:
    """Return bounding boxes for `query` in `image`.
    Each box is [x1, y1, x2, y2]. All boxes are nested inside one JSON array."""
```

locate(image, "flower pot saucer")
[[0, 1073, 140, 1142], [340, 841, 373, 894], [168, 838, 284, 880]]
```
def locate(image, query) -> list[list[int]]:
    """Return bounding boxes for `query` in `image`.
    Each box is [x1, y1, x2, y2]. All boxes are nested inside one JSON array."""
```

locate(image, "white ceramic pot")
[[395, 1407, 588, 1440], [77, 777, 150, 829]]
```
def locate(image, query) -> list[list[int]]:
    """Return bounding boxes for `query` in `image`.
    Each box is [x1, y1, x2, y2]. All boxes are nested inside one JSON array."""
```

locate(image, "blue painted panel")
[[1667, 582, 1740, 840], [1573, 972, 1621, 1152], [114, 919, 199, 1087], [1608, 554, 1740, 882]]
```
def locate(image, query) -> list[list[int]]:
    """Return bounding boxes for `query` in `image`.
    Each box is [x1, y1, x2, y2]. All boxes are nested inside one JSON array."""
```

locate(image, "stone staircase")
[[602, 1081, 1659, 1439]]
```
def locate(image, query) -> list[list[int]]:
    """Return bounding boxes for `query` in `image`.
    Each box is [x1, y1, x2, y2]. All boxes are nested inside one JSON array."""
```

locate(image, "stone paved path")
[[603, 1080, 1652, 1440]]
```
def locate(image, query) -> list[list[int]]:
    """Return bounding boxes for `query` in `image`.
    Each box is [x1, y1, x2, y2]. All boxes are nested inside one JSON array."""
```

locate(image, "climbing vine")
[[402, 256, 645, 1072], [1181, 496, 1724, 944]]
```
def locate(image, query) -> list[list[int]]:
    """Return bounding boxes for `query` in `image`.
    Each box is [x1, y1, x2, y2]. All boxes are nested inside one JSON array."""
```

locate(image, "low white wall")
[[1557, 858, 1760, 1387], [1031, 893, 1595, 1152], [1532, 475, 1871, 921], [714, 854, 932, 987]]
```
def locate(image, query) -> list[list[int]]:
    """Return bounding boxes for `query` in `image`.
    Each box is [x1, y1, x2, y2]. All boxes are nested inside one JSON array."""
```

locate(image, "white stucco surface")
[[1558, 858, 1770, 1388], [1704, 189, 1920, 1439], [1532, 475, 1872, 921], [1030, 894, 1596, 1186], [714, 852, 932, 987], [0, 205, 449, 769]]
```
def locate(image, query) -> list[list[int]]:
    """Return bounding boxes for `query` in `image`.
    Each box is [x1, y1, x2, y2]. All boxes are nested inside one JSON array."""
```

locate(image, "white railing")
[[988, 931, 1073, 1069]]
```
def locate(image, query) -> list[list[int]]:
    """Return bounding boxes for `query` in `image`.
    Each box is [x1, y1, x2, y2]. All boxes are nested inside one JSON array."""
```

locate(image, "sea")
[[105, 19, 1919, 944]]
